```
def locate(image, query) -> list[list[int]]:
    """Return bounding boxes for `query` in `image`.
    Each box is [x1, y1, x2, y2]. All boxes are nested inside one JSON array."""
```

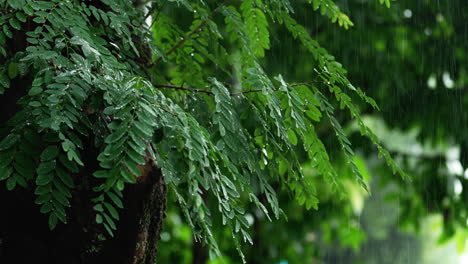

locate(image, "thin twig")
[[152, 21, 207, 65], [154, 80, 328, 97], [229, 81, 328, 96], [154, 20, 207, 65], [154, 84, 214, 95], [157, 105, 178, 116], [152, 1, 228, 66], [290, 81, 328, 87]]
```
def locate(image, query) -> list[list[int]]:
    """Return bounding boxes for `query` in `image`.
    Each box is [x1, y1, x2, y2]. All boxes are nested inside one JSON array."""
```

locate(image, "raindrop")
[[160, 232, 171, 241], [427, 74, 437, 89], [424, 28, 432, 36], [446, 147, 460, 160], [447, 160, 463, 176], [454, 179, 463, 195], [245, 214, 254, 226], [403, 9, 413, 18], [442, 72, 454, 88]]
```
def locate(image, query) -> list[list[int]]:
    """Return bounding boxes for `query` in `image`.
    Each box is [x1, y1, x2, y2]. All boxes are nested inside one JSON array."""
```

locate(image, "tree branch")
[[154, 81, 328, 97], [154, 84, 214, 95], [154, 20, 207, 65], [152, 1, 228, 66]]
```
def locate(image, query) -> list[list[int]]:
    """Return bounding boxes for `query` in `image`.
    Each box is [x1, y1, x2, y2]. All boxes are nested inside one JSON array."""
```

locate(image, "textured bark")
[[130, 168, 167, 264], [0, 164, 166, 264], [90, 166, 166, 264]]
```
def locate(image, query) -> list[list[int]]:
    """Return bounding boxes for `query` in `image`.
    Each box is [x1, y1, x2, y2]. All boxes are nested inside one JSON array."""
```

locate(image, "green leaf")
[[56, 167, 75, 188], [36, 172, 54, 185], [29, 101, 41, 107], [103, 222, 114, 237], [94, 204, 104, 212], [103, 213, 116, 229], [48, 213, 58, 230], [93, 170, 108, 178], [40, 202, 53, 214], [35, 184, 51, 195], [124, 159, 141, 177], [241, 0, 270, 57], [41, 145, 59, 161], [96, 213, 103, 224], [8, 0, 26, 9], [16, 12, 27, 22], [9, 18, 21, 30], [7, 63, 18, 79], [107, 191, 123, 208], [13, 173, 27, 187], [3, 25, 12, 38], [37, 160, 56, 175], [66, 149, 84, 166], [28, 86, 43, 96], [6, 177, 16, 190], [104, 202, 119, 220], [120, 169, 136, 183], [287, 129, 298, 146], [126, 148, 145, 165], [104, 127, 127, 144], [32, 16, 46, 23], [30, 1, 55, 10], [54, 178, 72, 198], [0, 74, 10, 89], [59, 154, 79, 173], [133, 120, 153, 138], [0, 154, 14, 168], [52, 189, 70, 207], [0, 134, 19, 150], [35, 193, 51, 204], [0, 166, 13, 180]]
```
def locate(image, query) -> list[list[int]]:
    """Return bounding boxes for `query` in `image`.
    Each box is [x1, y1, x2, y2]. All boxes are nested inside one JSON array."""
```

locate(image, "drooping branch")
[[154, 81, 328, 96]]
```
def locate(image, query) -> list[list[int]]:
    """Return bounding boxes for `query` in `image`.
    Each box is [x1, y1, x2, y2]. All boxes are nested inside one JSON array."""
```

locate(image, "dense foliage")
[[0, 0, 409, 261], [3, 0, 467, 263]]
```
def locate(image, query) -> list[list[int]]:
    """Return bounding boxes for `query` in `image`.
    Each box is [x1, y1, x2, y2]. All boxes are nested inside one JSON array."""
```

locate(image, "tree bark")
[[0, 166, 166, 264]]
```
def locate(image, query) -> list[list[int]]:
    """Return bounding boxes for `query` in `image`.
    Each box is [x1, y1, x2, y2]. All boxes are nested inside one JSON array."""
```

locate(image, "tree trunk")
[[192, 240, 208, 264], [0, 168, 166, 264]]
